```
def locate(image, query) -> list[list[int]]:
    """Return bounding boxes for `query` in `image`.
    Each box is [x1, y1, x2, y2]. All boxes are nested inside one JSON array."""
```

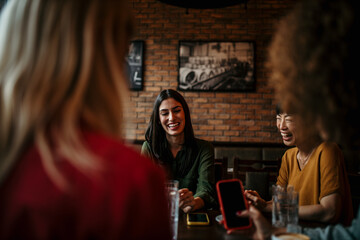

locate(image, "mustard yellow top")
[[277, 142, 353, 225]]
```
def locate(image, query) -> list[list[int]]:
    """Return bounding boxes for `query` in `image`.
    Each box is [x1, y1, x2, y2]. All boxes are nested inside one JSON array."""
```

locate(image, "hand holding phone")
[[216, 179, 252, 231], [186, 213, 210, 226]]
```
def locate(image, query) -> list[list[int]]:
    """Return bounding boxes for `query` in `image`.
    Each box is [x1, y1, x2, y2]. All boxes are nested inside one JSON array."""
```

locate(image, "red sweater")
[[0, 131, 171, 240]]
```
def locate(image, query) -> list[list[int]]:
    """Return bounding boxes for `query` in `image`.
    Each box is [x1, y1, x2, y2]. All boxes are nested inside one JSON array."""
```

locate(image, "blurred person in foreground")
[[245, 105, 352, 225], [238, 0, 360, 239], [141, 89, 217, 213], [0, 0, 171, 239]]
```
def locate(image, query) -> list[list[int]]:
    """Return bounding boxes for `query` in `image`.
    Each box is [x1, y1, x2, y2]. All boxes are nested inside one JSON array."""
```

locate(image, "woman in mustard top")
[[245, 106, 353, 225], [239, 0, 359, 239]]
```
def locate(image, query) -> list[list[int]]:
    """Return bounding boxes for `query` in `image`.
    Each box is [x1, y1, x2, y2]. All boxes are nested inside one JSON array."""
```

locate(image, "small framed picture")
[[126, 40, 144, 91], [178, 41, 255, 92]]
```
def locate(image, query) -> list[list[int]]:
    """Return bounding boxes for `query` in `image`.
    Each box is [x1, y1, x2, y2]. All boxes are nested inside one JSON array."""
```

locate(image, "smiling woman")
[[246, 104, 353, 226], [159, 98, 186, 139], [141, 89, 218, 213]]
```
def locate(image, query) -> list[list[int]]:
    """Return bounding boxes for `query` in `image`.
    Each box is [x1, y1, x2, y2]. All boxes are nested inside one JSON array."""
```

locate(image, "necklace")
[[297, 148, 315, 170]]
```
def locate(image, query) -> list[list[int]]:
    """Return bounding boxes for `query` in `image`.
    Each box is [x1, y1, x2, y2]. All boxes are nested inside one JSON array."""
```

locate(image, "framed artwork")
[[126, 40, 144, 91], [178, 41, 255, 92]]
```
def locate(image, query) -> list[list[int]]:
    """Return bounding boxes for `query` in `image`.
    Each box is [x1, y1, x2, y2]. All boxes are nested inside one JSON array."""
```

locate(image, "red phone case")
[[216, 179, 252, 231]]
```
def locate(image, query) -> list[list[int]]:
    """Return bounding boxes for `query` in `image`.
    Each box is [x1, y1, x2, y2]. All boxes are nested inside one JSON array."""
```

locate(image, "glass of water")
[[165, 180, 179, 240], [272, 185, 299, 232]]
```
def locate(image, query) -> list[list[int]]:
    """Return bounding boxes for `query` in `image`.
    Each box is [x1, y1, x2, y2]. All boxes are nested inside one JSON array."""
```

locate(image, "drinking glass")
[[272, 185, 300, 232], [165, 180, 179, 240]]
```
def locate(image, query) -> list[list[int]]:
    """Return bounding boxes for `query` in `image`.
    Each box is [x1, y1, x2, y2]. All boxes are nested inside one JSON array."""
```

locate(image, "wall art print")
[[126, 40, 144, 91], [178, 41, 255, 92]]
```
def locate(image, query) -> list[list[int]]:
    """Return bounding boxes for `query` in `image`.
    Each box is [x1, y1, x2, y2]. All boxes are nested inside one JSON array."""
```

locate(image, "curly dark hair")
[[269, 0, 358, 149]]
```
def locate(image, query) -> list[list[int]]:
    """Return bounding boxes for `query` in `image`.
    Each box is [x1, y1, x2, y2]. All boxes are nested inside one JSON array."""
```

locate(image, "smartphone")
[[216, 179, 252, 231], [186, 213, 210, 226]]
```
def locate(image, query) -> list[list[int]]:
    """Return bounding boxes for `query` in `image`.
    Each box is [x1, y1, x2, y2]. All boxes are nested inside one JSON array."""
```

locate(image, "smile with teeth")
[[168, 123, 180, 129], [281, 132, 293, 140]]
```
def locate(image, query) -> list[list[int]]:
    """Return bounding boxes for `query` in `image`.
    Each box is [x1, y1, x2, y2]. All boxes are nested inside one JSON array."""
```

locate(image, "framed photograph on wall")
[[178, 41, 255, 92], [126, 40, 144, 91]]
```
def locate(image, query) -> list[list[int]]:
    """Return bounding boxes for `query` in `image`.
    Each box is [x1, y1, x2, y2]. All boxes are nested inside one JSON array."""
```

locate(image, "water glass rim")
[[165, 180, 179, 189]]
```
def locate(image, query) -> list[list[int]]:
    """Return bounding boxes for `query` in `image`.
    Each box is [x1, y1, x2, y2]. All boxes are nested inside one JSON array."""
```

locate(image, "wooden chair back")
[[232, 158, 281, 181], [214, 157, 228, 183], [233, 157, 281, 200]]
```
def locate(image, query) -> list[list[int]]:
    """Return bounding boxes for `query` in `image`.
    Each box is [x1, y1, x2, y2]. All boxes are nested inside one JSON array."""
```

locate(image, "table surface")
[[177, 210, 253, 240], [177, 209, 327, 240]]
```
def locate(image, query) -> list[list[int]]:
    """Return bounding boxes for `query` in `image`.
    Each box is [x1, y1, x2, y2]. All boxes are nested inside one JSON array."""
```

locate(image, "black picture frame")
[[178, 41, 255, 92], [126, 40, 144, 91]]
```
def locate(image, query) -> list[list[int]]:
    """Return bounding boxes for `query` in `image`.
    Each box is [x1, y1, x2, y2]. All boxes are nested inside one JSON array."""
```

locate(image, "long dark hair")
[[145, 89, 197, 177]]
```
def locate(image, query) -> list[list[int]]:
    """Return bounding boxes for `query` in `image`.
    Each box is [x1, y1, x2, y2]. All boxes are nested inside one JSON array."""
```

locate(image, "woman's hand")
[[237, 206, 285, 240], [178, 188, 204, 213], [245, 190, 267, 210]]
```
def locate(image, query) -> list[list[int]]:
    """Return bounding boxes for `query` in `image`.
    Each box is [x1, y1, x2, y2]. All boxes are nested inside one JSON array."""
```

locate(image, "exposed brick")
[[208, 119, 224, 125], [199, 125, 215, 131], [126, 0, 297, 144]]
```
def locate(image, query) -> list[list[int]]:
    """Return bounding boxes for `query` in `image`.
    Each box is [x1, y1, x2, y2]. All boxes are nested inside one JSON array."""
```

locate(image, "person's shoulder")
[[284, 146, 297, 155], [84, 131, 130, 151], [317, 141, 342, 154], [194, 138, 212, 145], [318, 141, 340, 149], [85, 132, 166, 188], [141, 140, 150, 149], [83, 131, 157, 170], [195, 138, 214, 149], [317, 142, 344, 165], [280, 147, 297, 166]]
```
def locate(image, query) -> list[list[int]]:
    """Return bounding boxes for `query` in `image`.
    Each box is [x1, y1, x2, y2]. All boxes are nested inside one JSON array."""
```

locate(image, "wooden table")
[[177, 210, 252, 240], [177, 210, 327, 240]]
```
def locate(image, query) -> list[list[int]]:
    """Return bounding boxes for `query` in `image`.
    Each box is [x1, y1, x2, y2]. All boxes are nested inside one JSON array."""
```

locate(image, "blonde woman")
[[0, 0, 171, 239]]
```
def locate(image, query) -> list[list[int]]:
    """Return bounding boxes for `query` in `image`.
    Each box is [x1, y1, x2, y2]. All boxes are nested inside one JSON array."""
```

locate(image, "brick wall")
[[125, 0, 297, 143]]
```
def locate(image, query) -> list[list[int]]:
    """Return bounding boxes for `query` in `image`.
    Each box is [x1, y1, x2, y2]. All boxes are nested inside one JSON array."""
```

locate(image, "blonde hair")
[[0, 0, 134, 188]]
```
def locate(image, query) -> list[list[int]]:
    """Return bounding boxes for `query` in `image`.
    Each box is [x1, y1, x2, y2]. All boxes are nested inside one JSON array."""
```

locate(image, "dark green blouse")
[[141, 138, 217, 209]]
